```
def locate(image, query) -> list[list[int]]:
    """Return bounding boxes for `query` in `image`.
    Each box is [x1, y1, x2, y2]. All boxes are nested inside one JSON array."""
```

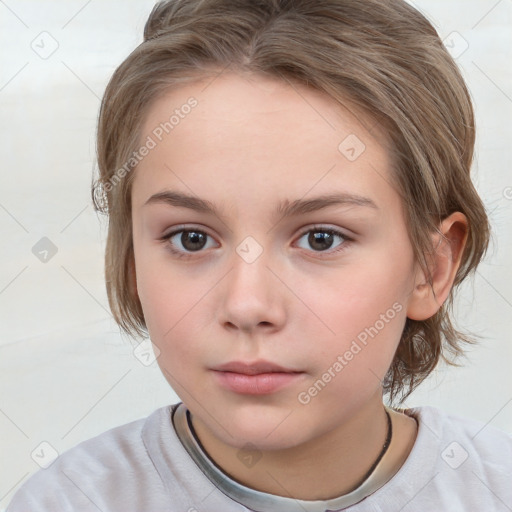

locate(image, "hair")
[[92, 0, 490, 403]]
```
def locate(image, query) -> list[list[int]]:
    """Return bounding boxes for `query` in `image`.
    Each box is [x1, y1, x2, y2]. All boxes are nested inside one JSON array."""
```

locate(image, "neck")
[[189, 394, 416, 501]]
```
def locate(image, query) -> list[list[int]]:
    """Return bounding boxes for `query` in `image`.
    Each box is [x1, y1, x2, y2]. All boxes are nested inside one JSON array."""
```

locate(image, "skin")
[[129, 70, 467, 500]]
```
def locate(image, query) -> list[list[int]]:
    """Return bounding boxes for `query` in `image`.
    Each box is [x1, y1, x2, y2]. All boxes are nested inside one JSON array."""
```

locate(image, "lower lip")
[[213, 371, 303, 395]]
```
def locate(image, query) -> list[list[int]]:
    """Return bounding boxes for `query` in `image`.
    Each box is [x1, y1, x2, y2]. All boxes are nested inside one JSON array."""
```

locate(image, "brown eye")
[[163, 229, 217, 257], [308, 231, 335, 251], [295, 227, 349, 254], [177, 230, 208, 251]]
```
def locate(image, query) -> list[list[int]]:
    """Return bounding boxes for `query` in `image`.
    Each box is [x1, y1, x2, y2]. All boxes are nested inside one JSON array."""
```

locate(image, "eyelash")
[[159, 225, 354, 260]]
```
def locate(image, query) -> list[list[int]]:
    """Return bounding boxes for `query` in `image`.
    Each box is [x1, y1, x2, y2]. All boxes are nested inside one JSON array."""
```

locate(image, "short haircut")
[[92, 0, 490, 402]]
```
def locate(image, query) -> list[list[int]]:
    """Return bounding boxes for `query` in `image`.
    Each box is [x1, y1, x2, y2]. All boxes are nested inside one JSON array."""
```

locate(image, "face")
[[130, 71, 419, 451]]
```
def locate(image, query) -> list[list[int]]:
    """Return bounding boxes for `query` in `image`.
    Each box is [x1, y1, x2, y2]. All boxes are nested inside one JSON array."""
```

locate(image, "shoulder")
[[412, 405, 512, 466], [401, 405, 512, 509], [361, 405, 512, 511], [6, 405, 176, 512]]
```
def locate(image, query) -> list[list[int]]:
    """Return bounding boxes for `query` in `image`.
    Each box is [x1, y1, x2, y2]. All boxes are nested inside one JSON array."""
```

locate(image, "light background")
[[0, 0, 511, 507]]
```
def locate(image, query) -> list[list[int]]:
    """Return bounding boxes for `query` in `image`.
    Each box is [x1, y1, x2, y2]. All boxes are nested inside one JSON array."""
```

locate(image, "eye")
[[160, 225, 352, 259], [295, 226, 351, 254], [161, 228, 217, 258]]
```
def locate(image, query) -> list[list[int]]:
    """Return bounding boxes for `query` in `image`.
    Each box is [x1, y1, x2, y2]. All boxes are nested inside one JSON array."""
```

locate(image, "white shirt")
[[6, 403, 512, 511]]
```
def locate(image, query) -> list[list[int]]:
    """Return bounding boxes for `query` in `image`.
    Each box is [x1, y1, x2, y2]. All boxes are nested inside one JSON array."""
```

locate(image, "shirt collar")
[[172, 402, 408, 512]]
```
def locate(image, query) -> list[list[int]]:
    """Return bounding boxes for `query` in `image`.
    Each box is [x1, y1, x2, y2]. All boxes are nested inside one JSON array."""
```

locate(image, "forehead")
[[132, 71, 397, 217], [140, 70, 383, 147]]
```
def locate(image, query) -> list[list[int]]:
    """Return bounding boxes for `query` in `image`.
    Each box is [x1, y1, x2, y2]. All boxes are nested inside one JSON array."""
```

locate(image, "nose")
[[217, 247, 287, 335]]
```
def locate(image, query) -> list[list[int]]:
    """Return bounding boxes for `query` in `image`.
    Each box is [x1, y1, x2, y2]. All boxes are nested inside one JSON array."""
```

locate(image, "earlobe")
[[406, 212, 468, 321]]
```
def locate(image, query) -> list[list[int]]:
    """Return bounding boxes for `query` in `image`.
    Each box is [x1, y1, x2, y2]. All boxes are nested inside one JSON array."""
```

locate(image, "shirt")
[[6, 402, 512, 511]]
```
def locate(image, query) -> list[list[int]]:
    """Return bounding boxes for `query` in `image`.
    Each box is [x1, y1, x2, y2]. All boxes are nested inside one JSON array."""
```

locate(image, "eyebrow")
[[143, 190, 378, 218]]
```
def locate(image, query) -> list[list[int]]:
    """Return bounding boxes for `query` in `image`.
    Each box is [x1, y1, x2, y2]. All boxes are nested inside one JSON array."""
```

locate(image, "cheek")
[[138, 277, 202, 340], [297, 290, 407, 417], [137, 269, 200, 387], [133, 249, 219, 374], [134, 248, 192, 339], [311, 257, 410, 337], [303, 252, 412, 384]]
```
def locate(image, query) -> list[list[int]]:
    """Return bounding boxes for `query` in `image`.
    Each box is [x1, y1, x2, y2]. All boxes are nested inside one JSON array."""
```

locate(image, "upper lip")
[[212, 360, 301, 375]]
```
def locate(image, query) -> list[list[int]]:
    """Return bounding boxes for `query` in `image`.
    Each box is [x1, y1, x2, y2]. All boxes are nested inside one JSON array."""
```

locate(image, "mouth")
[[211, 360, 304, 395]]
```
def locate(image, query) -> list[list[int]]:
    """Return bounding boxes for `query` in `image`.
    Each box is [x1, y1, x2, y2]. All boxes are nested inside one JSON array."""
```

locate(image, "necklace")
[[354, 408, 392, 486], [173, 403, 402, 512]]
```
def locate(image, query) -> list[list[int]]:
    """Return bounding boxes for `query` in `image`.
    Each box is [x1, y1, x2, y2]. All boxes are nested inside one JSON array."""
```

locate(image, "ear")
[[407, 212, 468, 321]]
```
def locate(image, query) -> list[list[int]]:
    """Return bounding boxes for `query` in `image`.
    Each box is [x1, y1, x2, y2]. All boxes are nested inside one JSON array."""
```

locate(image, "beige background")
[[1, 0, 511, 507]]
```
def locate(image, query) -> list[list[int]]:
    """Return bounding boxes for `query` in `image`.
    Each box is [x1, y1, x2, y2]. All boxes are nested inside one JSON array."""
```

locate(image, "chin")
[[206, 399, 308, 450], [227, 425, 307, 452]]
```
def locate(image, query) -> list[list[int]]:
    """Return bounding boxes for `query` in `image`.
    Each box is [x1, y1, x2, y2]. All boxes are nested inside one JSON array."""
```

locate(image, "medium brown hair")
[[92, 0, 490, 402]]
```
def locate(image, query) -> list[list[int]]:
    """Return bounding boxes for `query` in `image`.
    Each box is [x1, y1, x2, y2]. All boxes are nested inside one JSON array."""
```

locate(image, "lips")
[[211, 360, 304, 395], [213, 360, 299, 375]]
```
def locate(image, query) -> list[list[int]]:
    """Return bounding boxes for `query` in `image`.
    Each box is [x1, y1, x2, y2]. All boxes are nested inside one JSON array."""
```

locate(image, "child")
[[8, 0, 512, 510]]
